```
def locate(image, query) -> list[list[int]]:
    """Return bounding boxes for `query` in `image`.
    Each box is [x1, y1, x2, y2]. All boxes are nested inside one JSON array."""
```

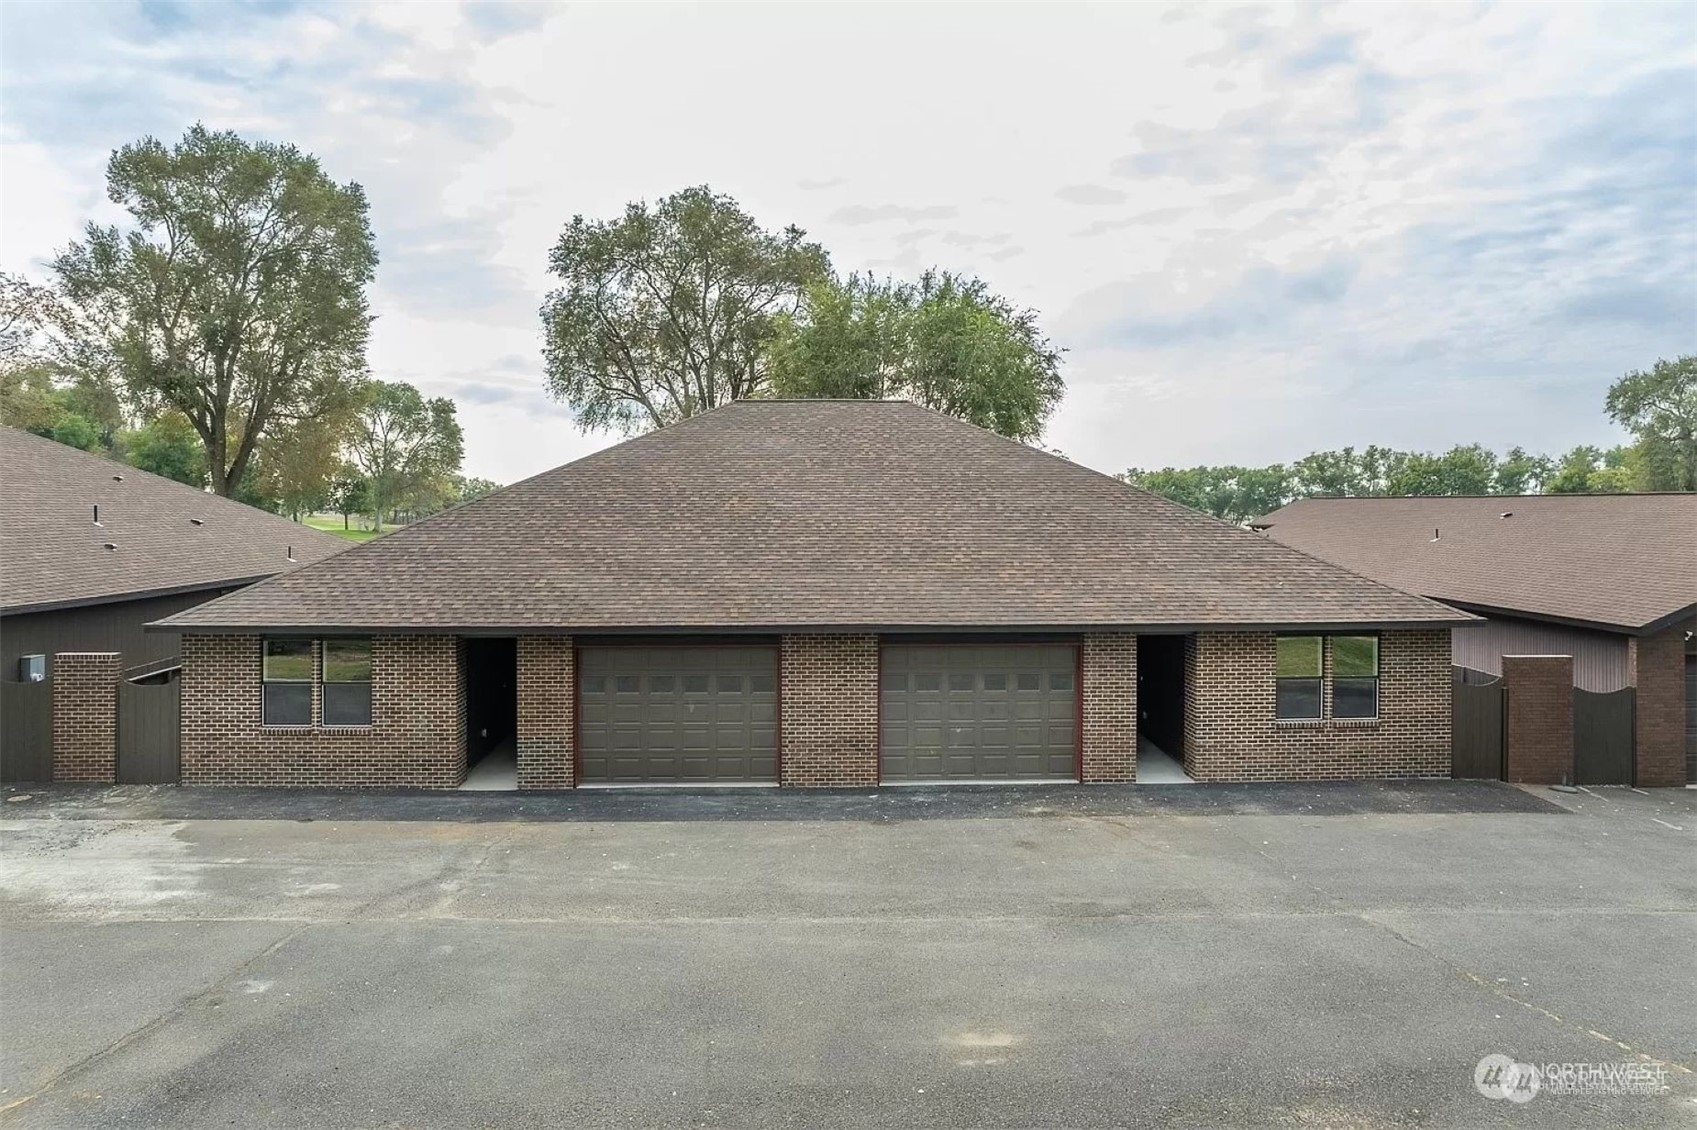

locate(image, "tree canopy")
[[769, 271, 1064, 443], [541, 186, 831, 434], [346, 380, 464, 530], [51, 124, 377, 496], [1606, 355, 1696, 490]]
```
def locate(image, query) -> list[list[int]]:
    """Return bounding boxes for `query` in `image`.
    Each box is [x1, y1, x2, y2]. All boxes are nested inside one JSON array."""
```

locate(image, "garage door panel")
[[579, 646, 778, 784], [881, 645, 1077, 781]]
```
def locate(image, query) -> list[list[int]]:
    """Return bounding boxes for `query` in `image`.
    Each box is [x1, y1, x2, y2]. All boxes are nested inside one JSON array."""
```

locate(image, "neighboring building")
[[155, 400, 1468, 790], [1253, 493, 1697, 786], [1, 426, 347, 781]]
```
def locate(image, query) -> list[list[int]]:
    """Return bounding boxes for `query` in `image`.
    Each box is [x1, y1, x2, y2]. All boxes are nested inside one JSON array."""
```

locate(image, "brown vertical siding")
[[1, 588, 239, 681], [1451, 615, 1629, 691]]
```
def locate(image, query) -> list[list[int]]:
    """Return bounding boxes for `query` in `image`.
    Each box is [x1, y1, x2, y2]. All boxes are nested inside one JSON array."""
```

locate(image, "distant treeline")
[[1121, 356, 1696, 524]]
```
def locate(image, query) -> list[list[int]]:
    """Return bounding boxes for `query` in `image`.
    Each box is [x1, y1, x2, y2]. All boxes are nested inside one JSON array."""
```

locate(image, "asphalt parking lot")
[[1, 780, 1692, 1129]]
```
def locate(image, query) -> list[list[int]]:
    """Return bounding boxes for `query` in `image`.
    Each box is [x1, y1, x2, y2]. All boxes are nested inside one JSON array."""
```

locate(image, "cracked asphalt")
[[0, 781, 1692, 1128]]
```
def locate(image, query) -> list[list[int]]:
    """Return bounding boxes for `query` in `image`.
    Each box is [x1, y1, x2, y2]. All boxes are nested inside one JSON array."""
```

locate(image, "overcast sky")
[[2, 1, 1692, 484]]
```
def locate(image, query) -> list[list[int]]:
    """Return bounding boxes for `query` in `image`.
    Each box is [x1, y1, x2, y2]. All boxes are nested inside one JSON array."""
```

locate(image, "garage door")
[[1686, 655, 1695, 784], [881, 645, 1077, 782], [579, 646, 777, 783]]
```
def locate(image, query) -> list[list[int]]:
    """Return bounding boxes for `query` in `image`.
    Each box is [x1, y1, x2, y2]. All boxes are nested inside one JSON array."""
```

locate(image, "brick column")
[[51, 652, 120, 783], [1081, 633, 1137, 782], [1627, 621, 1690, 788], [516, 636, 574, 789], [779, 634, 878, 787], [1502, 655, 1574, 785]]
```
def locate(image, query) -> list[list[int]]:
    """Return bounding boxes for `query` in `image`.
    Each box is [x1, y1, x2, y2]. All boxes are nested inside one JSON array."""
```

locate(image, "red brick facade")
[[1182, 630, 1451, 781], [1627, 621, 1690, 788], [173, 627, 1464, 788], [1081, 634, 1137, 782], [51, 652, 119, 783], [180, 634, 465, 788], [1501, 654, 1574, 785], [516, 636, 575, 789], [779, 634, 879, 787]]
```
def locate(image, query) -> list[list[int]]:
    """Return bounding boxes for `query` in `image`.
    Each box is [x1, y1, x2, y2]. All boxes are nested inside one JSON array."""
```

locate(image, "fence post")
[[1501, 654, 1574, 785], [50, 652, 120, 784]]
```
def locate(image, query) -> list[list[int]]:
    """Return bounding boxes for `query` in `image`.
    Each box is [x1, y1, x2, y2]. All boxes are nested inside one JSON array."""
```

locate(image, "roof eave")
[[1439, 599, 1697, 637], [4, 576, 277, 619], [152, 615, 1480, 636]]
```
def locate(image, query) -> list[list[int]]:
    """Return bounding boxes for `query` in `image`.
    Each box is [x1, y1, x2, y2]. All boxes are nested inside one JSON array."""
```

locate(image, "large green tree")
[[51, 124, 377, 496], [346, 380, 464, 531], [770, 271, 1065, 443], [1606, 355, 1696, 490], [124, 412, 205, 486], [541, 186, 831, 433]]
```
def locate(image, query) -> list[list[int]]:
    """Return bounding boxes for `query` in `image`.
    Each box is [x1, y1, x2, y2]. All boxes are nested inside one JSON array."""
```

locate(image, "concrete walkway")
[[1136, 736, 1193, 783], [459, 741, 517, 791]]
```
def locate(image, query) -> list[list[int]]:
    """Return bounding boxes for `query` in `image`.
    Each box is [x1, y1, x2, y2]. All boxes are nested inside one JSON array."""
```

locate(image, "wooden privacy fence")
[[116, 679, 181, 784], [1573, 687, 1634, 786], [0, 680, 53, 783], [1451, 668, 1505, 779]]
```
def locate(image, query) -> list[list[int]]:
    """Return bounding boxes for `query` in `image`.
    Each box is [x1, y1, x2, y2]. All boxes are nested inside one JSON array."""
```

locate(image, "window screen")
[[1330, 636, 1380, 719], [321, 638, 372, 726], [1275, 636, 1323, 720], [262, 639, 312, 726]]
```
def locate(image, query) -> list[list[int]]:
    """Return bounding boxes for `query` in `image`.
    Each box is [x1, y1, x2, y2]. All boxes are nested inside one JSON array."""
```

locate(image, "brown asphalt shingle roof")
[[1, 426, 348, 615], [1254, 493, 1697, 633], [159, 401, 1468, 633]]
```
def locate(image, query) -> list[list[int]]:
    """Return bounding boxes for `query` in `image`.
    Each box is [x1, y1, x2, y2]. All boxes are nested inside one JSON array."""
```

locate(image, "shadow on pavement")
[[0, 778, 1565, 823]]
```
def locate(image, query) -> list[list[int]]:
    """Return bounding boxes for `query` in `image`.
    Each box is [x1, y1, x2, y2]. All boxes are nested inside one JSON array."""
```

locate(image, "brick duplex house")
[[1254, 493, 1697, 787], [155, 401, 1471, 789]]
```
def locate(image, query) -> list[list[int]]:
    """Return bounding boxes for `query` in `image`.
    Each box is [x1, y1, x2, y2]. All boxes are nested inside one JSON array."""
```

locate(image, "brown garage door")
[[880, 644, 1077, 782], [578, 646, 777, 783]]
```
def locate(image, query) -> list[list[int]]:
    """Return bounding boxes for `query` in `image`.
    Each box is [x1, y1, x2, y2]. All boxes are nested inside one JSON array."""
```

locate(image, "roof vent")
[[112, 474, 123, 482], [102, 542, 117, 551], [1430, 528, 1440, 542], [189, 518, 205, 526], [1499, 511, 1513, 519], [93, 504, 102, 527], [286, 546, 296, 563]]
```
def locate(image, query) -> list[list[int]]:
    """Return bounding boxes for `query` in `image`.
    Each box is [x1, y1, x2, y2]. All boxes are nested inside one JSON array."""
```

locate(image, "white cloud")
[[1, 0, 1690, 485]]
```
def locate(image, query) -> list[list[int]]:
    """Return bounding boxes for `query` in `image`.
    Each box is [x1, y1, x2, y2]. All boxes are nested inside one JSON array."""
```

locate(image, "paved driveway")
[[1, 781, 1692, 1128]]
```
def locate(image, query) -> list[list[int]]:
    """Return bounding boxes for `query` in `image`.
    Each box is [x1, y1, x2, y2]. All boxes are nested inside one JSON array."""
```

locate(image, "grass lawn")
[[302, 514, 384, 543]]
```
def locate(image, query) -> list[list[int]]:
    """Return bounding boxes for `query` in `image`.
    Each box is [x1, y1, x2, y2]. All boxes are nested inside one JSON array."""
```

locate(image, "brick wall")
[[1628, 620, 1690, 788], [1501, 654, 1574, 784], [180, 635, 465, 787], [1183, 630, 1451, 780], [1081, 633, 1136, 782], [516, 636, 575, 789], [51, 652, 118, 783], [779, 634, 878, 787]]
